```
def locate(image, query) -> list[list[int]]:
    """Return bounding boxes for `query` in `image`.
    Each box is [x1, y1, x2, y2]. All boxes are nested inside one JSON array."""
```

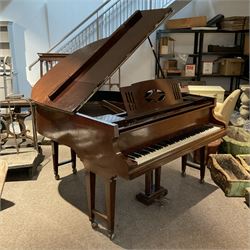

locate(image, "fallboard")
[[118, 104, 214, 154]]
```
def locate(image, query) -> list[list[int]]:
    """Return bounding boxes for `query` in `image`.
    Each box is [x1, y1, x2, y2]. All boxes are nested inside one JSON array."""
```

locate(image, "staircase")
[[30, 0, 189, 88], [56, 0, 174, 54]]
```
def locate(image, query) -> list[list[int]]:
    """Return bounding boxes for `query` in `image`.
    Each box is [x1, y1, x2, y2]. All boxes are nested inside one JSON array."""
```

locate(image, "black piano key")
[[152, 144, 162, 150], [158, 141, 168, 146], [141, 149, 151, 154], [136, 150, 148, 156], [127, 125, 214, 161], [145, 147, 155, 152], [130, 152, 142, 158], [128, 154, 136, 160]]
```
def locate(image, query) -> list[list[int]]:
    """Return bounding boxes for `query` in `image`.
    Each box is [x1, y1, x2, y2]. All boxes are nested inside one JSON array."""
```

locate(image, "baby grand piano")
[[32, 8, 226, 238]]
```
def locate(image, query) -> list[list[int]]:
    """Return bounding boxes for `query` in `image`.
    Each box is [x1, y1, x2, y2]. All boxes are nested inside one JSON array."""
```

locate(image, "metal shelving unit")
[[155, 29, 249, 91]]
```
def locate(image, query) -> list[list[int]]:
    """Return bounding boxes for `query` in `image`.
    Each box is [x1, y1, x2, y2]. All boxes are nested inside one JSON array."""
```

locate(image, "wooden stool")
[[182, 146, 206, 183], [0, 160, 8, 211], [181, 139, 222, 183], [51, 141, 77, 180]]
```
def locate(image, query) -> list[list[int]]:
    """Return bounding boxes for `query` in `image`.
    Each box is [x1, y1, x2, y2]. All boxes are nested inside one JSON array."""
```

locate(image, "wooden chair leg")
[[51, 140, 59, 180], [199, 146, 206, 183], [71, 149, 77, 174], [182, 147, 206, 183], [181, 154, 187, 177]]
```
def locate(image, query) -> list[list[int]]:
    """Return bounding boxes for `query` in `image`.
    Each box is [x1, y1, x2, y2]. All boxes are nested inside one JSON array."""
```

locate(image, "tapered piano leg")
[[105, 177, 116, 239], [85, 171, 96, 226], [182, 147, 206, 183], [136, 167, 168, 206], [181, 154, 187, 177], [51, 140, 59, 180], [85, 172, 116, 239]]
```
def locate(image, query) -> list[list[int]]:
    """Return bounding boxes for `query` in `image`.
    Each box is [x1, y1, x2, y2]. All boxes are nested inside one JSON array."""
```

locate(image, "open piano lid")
[[32, 8, 173, 113]]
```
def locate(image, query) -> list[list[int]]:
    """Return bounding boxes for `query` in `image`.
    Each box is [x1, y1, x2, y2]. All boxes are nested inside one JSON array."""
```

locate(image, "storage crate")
[[218, 58, 244, 76], [221, 126, 250, 155], [208, 154, 250, 197], [236, 154, 250, 172]]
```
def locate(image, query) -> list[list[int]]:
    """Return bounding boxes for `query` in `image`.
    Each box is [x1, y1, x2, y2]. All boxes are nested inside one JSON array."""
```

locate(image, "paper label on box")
[[160, 45, 168, 55], [203, 62, 213, 74], [185, 64, 195, 76]]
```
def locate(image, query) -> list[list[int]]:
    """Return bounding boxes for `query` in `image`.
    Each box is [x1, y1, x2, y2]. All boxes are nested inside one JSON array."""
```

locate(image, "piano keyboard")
[[126, 125, 221, 165]]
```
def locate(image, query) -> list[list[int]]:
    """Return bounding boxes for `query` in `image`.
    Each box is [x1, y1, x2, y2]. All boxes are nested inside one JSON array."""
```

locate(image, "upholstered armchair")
[[213, 89, 241, 125]]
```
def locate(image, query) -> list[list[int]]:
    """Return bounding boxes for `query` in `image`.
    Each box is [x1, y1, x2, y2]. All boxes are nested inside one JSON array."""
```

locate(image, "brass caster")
[[108, 232, 115, 240], [91, 222, 98, 229], [181, 172, 186, 177]]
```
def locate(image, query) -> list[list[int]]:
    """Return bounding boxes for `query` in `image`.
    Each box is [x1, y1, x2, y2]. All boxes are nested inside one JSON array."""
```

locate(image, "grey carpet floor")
[[0, 145, 249, 250]]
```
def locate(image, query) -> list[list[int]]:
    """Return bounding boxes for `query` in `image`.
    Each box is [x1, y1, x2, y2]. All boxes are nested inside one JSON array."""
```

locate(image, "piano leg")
[[85, 171, 96, 226], [136, 167, 168, 206], [51, 140, 59, 180], [51, 140, 77, 180], [105, 177, 116, 239], [85, 171, 116, 239], [181, 146, 206, 183]]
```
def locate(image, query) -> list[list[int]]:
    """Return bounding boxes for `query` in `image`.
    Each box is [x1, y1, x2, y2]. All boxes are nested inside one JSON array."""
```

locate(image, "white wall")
[[0, 0, 103, 97], [0, 0, 49, 97], [0, 0, 249, 96], [46, 0, 102, 46], [119, 0, 250, 91]]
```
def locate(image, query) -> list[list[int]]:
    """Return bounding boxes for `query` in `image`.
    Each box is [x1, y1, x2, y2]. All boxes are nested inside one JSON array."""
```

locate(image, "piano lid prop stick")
[[147, 37, 165, 79]]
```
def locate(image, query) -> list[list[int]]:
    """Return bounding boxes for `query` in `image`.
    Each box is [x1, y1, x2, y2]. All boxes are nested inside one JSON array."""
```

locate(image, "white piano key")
[[129, 126, 221, 165]]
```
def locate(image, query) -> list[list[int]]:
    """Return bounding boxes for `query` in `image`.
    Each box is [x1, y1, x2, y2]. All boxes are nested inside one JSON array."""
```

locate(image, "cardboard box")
[[202, 61, 213, 75], [165, 59, 177, 70], [220, 16, 249, 31], [185, 64, 195, 76], [219, 58, 244, 76], [165, 16, 207, 29], [160, 37, 175, 55]]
